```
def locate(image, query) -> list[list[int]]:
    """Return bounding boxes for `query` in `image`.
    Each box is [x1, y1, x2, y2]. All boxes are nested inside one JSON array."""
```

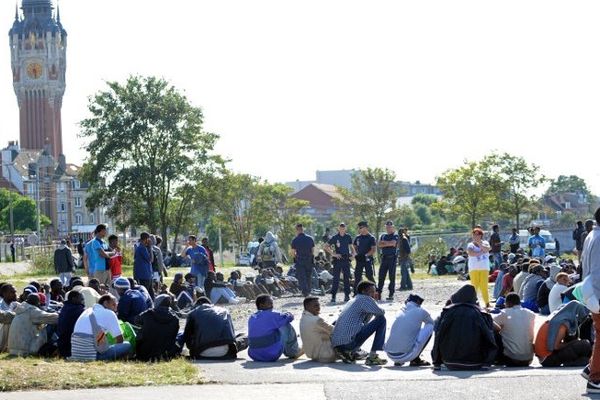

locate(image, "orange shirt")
[[534, 321, 551, 358]]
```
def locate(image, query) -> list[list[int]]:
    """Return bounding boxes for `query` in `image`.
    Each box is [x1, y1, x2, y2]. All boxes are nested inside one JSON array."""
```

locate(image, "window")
[[565, 202, 571, 210], [74, 197, 81, 207], [73, 180, 80, 190], [58, 182, 65, 193], [60, 202, 65, 212], [90, 213, 95, 224], [75, 214, 82, 225]]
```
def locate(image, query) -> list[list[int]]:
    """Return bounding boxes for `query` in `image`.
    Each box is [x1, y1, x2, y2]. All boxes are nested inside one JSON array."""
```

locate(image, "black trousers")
[[541, 339, 592, 367], [354, 257, 375, 291], [331, 258, 352, 298], [139, 279, 155, 300], [377, 255, 397, 297]]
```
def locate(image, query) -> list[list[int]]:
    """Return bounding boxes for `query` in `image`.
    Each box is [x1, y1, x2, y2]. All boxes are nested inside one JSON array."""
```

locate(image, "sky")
[[1, 0, 600, 194]]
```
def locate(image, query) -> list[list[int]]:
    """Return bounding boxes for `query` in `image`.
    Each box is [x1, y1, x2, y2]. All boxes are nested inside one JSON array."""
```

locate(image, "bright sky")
[[1, 0, 600, 194]]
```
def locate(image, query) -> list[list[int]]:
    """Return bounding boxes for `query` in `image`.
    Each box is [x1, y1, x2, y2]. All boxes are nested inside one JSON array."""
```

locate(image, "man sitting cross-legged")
[[492, 292, 535, 367], [331, 280, 387, 366], [384, 293, 433, 367], [299, 296, 336, 363]]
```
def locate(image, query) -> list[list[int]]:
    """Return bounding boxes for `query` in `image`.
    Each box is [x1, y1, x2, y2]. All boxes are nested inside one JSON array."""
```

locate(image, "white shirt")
[[467, 241, 491, 271], [548, 283, 568, 313], [493, 305, 535, 361], [384, 302, 434, 355], [73, 304, 122, 337]]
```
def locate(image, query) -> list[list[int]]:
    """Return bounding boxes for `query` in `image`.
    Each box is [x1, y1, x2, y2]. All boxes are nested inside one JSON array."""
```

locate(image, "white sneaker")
[[228, 298, 240, 304]]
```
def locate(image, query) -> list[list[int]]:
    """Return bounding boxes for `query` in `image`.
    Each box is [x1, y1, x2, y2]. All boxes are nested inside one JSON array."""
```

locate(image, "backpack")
[[261, 244, 274, 262]]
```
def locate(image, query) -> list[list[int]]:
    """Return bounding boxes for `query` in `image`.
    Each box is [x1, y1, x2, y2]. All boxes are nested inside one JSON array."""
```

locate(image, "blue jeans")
[[492, 252, 502, 270], [295, 261, 314, 296], [339, 315, 387, 353], [195, 272, 207, 289], [331, 258, 351, 299], [280, 324, 300, 358], [97, 342, 132, 361], [493, 269, 505, 300], [400, 258, 413, 290]]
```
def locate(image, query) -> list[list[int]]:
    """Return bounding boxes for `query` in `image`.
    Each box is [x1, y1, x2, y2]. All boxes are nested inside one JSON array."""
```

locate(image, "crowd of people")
[[2, 209, 600, 394]]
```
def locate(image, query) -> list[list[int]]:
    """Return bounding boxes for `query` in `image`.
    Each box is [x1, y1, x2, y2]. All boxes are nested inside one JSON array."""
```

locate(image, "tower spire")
[[56, 1, 61, 22], [14, 1, 19, 21]]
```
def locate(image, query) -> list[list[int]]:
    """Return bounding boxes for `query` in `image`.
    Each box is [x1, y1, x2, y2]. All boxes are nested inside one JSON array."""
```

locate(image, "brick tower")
[[9, 0, 67, 159]]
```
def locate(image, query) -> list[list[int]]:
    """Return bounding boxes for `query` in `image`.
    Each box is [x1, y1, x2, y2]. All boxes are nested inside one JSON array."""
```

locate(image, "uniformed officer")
[[291, 223, 316, 297], [353, 221, 377, 292], [326, 223, 355, 303], [377, 221, 399, 301]]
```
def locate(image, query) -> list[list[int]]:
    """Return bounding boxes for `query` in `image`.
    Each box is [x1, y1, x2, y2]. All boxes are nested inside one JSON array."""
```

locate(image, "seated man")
[[204, 271, 240, 305], [135, 294, 181, 361], [71, 294, 131, 361], [184, 297, 248, 360], [66, 278, 101, 308], [331, 281, 387, 366], [299, 296, 336, 363], [548, 273, 570, 314], [492, 293, 535, 366], [248, 294, 301, 362], [537, 266, 561, 316], [170, 273, 195, 309], [114, 277, 149, 325], [534, 300, 591, 367], [57, 291, 85, 358], [384, 294, 433, 367], [432, 284, 497, 370], [8, 293, 59, 356], [499, 267, 518, 298], [49, 279, 65, 303], [0, 283, 18, 352], [520, 266, 547, 312]]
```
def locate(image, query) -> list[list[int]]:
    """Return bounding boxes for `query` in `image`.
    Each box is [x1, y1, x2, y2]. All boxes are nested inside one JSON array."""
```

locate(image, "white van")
[[518, 229, 556, 255]]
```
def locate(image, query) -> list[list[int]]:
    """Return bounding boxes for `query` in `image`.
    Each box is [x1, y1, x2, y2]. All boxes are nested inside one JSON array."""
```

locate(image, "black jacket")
[[57, 301, 85, 357], [432, 285, 497, 369], [183, 304, 238, 359], [54, 246, 75, 273], [134, 306, 180, 361]]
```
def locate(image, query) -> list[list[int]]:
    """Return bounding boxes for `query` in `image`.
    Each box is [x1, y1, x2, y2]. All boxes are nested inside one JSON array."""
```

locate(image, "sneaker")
[[353, 349, 368, 360], [433, 364, 442, 371], [365, 354, 388, 366], [386, 296, 394, 301], [409, 358, 431, 367], [329, 298, 337, 304], [587, 380, 600, 394], [394, 362, 405, 367], [582, 365, 591, 381], [336, 349, 356, 364], [344, 296, 350, 302]]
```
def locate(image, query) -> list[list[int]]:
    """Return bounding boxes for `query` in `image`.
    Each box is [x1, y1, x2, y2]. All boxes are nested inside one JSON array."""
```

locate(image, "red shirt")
[[501, 273, 514, 294], [108, 254, 123, 278]]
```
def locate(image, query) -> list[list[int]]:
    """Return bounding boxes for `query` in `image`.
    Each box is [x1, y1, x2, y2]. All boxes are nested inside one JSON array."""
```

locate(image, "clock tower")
[[9, 0, 67, 159]]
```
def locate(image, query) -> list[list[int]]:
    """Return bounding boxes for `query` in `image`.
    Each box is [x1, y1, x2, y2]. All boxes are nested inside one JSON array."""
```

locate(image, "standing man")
[[326, 223, 354, 303], [574, 221, 586, 260], [180, 235, 209, 289], [377, 221, 399, 301], [353, 221, 377, 293], [201, 238, 216, 272], [291, 224, 315, 297], [54, 239, 75, 286], [489, 225, 503, 270], [582, 208, 600, 394], [398, 228, 414, 291], [9, 241, 15, 263], [84, 224, 117, 287], [134, 232, 154, 299], [528, 227, 546, 259], [509, 228, 520, 254]]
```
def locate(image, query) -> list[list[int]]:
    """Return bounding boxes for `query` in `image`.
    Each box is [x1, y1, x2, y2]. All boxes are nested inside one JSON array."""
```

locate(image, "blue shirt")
[[528, 235, 546, 258], [133, 244, 153, 281], [328, 234, 353, 255], [379, 233, 399, 257], [291, 233, 315, 262], [117, 289, 150, 325], [354, 234, 376, 256], [86, 237, 107, 275], [248, 309, 294, 362], [186, 245, 209, 275]]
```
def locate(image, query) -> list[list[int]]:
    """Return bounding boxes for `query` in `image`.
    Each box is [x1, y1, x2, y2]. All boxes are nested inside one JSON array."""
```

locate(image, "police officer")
[[291, 224, 316, 297], [353, 221, 377, 293], [326, 223, 354, 303], [377, 221, 399, 301]]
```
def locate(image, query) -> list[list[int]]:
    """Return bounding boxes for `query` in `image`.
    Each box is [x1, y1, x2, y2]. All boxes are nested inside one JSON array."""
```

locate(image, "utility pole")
[[218, 226, 224, 269], [2, 163, 15, 244]]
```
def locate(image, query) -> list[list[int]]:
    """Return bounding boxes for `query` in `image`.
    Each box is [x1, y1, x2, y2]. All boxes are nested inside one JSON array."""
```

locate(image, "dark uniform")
[[353, 233, 376, 291], [328, 233, 353, 301], [377, 232, 399, 299], [291, 232, 315, 296]]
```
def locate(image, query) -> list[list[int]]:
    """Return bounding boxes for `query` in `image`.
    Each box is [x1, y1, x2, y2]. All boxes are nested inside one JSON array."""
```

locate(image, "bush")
[[30, 251, 54, 275], [412, 239, 448, 271]]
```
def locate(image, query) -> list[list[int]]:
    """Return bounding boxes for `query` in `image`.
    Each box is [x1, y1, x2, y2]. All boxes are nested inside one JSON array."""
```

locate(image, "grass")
[[0, 355, 203, 392]]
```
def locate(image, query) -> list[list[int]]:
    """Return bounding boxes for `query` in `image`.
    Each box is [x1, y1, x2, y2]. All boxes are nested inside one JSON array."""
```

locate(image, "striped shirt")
[[331, 294, 385, 347]]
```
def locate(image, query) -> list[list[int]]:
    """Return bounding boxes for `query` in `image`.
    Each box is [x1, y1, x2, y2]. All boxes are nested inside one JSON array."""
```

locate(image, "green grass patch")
[[0, 355, 202, 392]]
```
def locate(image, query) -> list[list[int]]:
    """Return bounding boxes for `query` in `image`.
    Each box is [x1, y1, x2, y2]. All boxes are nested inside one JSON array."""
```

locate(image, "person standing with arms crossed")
[[398, 228, 414, 291], [377, 221, 399, 301], [353, 221, 377, 295], [291, 224, 315, 297], [326, 223, 355, 303], [467, 227, 491, 308]]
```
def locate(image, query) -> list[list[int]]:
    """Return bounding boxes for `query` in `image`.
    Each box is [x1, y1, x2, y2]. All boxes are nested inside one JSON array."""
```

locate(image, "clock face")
[[26, 63, 43, 79]]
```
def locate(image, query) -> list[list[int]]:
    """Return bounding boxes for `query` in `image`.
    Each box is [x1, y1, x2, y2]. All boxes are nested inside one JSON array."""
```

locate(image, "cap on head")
[[385, 220, 394, 227], [358, 221, 368, 228], [339, 223, 346, 228], [113, 277, 130, 290]]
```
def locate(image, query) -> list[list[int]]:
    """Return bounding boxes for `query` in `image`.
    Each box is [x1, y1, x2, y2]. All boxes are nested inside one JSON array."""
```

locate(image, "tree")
[[266, 184, 313, 253], [413, 204, 432, 226], [335, 168, 401, 234], [485, 152, 545, 229], [411, 194, 439, 207], [79, 76, 220, 243], [436, 160, 503, 228], [0, 196, 50, 231], [397, 205, 420, 229], [547, 175, 591, 196]]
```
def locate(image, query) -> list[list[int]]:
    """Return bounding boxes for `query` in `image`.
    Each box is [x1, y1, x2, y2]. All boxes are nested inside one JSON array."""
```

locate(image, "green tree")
[[411, 193, 439, 207], [335, 168, 401, 234], [413, 204, 432, 226], [547, 175, 591, 196], [397, 205, 420, 229], [485, 152, 545, 229], [436, 160, 503, 228], [0, 196, 50, 231], [79, 76, 220, 243]]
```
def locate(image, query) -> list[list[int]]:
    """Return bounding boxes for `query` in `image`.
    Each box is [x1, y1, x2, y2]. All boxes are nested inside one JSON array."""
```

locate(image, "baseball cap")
[[358, 221, 369, 228], [385, 220, 394, 227], [339, 223, 346, 227]]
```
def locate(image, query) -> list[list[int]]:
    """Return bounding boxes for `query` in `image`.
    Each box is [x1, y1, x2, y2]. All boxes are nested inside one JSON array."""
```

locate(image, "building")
[[397, 181, 442, 197], [290, 183, 342, 223], [286, 169, 358, 191], [9, 0, 67, 160]]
